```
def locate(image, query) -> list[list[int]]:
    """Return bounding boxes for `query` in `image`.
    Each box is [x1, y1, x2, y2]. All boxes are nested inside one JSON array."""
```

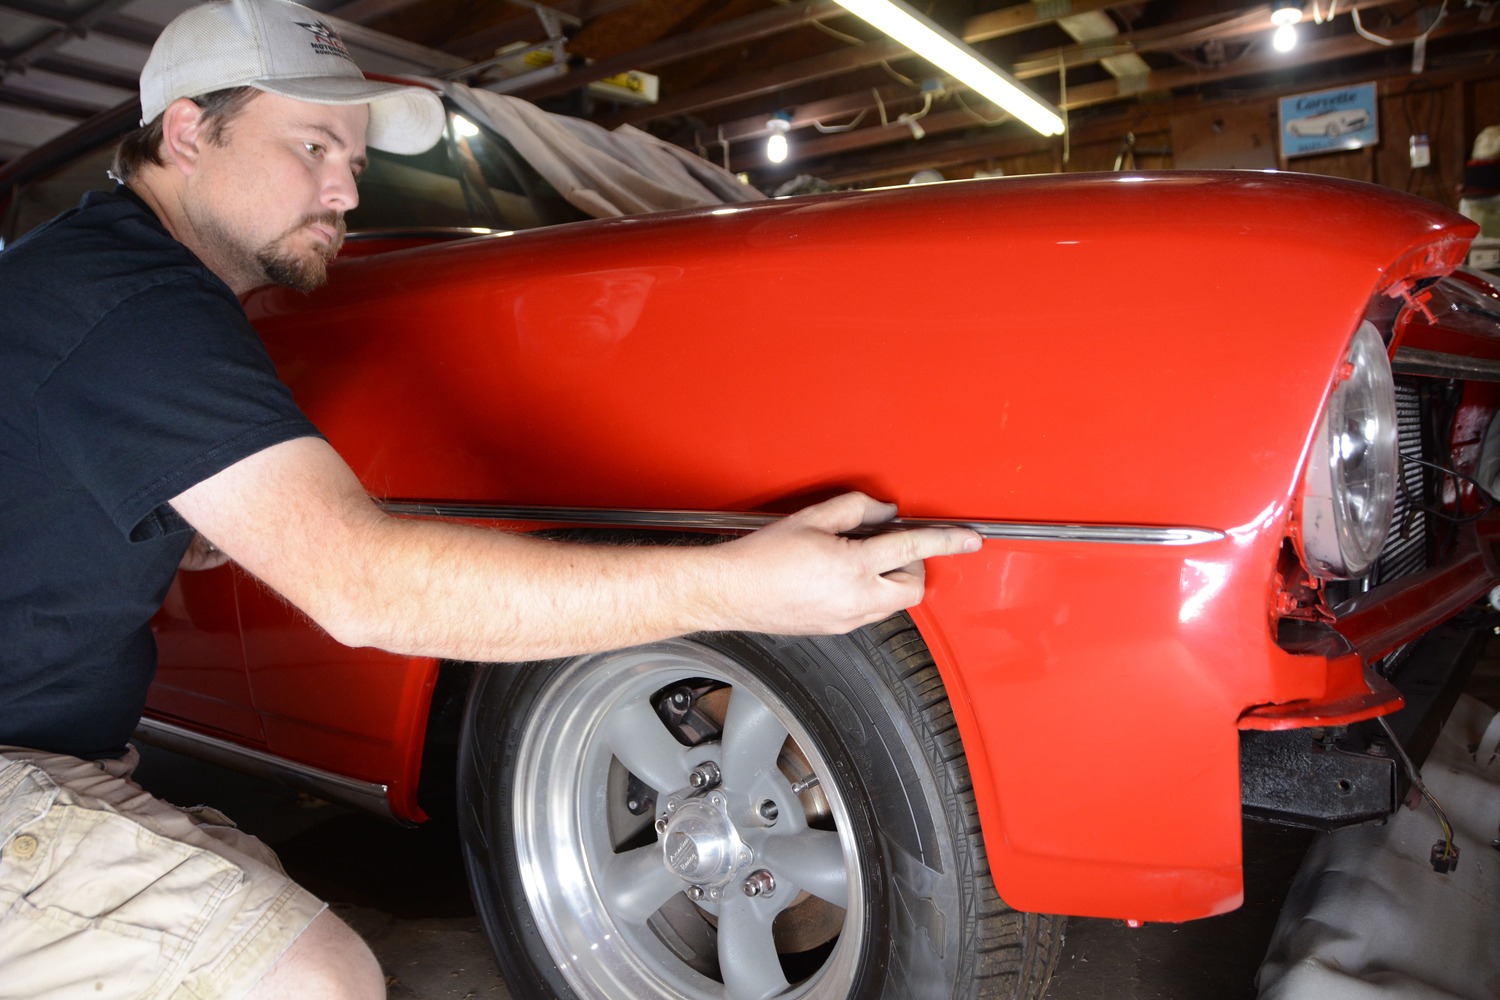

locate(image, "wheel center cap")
[[660, 792, 749, 886]]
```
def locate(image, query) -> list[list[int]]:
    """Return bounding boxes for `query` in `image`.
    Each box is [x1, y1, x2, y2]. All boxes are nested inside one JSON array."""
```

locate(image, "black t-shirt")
[[0, 187, 321, 759]]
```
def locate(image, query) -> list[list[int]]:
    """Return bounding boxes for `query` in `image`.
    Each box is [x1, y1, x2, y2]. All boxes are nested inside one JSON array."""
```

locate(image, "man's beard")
[[256, 213, 347, 293]]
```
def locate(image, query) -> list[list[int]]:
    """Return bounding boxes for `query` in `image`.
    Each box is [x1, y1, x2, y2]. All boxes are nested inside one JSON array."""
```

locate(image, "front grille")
[[1373, 380, 1430, 586]]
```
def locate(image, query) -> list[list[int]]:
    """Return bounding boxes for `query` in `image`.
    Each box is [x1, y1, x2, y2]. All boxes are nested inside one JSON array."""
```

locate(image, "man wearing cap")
[[0, 0, 978, 995]]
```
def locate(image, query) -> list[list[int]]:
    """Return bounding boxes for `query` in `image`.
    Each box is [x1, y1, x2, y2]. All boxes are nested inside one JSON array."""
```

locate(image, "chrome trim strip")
[[378, 501, 1224, 546], [1393, 347, 1500, 381], [345, 226, 501, 240], [133, 718, 396, 820]]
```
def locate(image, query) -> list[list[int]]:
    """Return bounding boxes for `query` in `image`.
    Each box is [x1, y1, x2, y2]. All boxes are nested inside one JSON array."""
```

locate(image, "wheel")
[[457, 615, 1063, 999]]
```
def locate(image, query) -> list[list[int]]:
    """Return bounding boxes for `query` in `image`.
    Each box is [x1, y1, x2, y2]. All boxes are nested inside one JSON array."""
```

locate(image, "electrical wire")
[[1351, 0, 1448, 45], [1399, 453, 1494, 523], [812, 107, 870, 133], [879, 60, 920, 88], [954, 88, 1009, 126], [1377, 714, 1459, 870], [806, 14, 867, 47], [812, 91, 931, 134]]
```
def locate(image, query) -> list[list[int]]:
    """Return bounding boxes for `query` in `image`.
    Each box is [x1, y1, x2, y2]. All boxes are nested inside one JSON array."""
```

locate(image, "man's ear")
[[159, 97, 207, 175]]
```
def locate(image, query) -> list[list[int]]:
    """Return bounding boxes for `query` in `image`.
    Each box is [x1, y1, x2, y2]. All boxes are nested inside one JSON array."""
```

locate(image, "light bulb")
[[1270, 1, 1303, 25], [767, 132, 788, 163], [765, 116, 792, 164], [1273, 22, 1297, 51]]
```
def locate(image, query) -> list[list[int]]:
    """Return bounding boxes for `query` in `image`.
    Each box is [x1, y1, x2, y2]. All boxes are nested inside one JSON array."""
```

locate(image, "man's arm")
[[168, 437, 981, 662]]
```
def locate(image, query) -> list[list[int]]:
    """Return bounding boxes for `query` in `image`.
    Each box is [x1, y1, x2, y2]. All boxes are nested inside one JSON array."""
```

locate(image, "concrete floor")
[[129, 641, 1500, 1000]]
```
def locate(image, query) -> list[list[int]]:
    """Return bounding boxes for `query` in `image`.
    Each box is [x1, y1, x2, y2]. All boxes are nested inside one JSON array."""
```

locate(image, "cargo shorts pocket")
[[0, 760, 246, 1000]]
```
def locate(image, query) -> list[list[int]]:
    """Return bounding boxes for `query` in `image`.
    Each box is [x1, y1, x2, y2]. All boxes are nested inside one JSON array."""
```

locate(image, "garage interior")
[[3, 0, 1499, 198], [4, 1, 1500, 998]]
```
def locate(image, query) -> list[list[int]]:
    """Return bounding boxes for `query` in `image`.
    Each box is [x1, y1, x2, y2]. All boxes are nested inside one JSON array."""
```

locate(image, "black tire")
[[458, 614, 1064, 999]]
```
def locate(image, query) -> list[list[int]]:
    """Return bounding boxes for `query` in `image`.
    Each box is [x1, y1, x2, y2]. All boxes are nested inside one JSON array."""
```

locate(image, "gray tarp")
[[439, 81, 765, 218], [1257, 693, 1500, 999]]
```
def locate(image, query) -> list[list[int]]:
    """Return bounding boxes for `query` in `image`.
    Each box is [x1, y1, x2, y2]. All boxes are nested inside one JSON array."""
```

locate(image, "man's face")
[[183, 92, 369, 294]]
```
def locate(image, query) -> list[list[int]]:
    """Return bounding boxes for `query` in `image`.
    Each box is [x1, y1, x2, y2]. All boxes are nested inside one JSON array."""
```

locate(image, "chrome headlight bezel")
[[1295, 321, 1400, 581]]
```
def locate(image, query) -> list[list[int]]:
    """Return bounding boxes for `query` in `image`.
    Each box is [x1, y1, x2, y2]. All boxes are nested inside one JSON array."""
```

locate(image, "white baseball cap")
[[140, 0, 444, 154]]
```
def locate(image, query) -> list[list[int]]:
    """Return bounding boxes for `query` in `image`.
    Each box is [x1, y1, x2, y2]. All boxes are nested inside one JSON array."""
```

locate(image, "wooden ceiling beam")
[[711, 0, 1467, 170], [700, 0, 1413, 147], [787, 19, 1500, 184], [607, 0, 1151, 127], [441, 0, 645, 63], [509, 0, 848, 102], [816, 55, 1500, 187]]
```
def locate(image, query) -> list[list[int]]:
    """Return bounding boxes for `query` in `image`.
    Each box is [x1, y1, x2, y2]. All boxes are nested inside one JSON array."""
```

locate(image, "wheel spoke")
[[596, 843, 682, 926], [602, 697, 690, 793], [717, 896, 789, 1000], [720, 686, 789, 787], [759, 829, 849, 909]]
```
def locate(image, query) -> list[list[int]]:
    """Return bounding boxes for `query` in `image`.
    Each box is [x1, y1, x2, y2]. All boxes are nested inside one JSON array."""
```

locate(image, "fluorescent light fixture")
[[833, 0, 1064, 136]]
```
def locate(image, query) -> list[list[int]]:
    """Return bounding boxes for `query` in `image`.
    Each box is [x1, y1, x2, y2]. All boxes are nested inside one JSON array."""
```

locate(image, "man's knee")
[[246, 910, 385, 999]]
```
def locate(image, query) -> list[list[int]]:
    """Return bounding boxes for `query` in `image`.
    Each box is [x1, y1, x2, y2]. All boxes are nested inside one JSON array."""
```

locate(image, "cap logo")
[[295, 19, 353, 62]]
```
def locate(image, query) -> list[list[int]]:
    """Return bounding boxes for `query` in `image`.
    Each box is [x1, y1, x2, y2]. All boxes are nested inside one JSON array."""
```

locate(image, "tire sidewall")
[[457, 625, 973, 1000]]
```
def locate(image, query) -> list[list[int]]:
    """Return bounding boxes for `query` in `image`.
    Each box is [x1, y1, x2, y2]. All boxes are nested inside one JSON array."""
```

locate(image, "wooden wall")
[[950, 65, 1500, 211]]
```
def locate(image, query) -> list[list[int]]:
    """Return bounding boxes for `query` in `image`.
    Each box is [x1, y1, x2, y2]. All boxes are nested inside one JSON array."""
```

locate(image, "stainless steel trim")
[[345, 226, 504, 242], [378, 501, 1224, 546], [132, 718, 396, 820], [1392, 347, 1500, 381]]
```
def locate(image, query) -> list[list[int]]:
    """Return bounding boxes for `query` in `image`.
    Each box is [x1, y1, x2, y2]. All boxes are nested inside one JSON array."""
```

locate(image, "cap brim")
[[254, 76, 445, 154]]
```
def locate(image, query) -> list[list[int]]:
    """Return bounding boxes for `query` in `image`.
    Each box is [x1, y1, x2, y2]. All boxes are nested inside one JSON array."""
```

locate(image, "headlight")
[[1296, 321, 1399, 580]]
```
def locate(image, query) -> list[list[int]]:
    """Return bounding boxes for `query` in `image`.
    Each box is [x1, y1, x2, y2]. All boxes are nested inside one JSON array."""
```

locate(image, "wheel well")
[[417, 659, 475, 822]]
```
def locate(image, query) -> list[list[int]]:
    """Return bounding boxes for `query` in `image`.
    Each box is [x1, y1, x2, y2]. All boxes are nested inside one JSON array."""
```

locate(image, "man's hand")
[[716, 492, 982, 636], [178, 532, 231, 572]]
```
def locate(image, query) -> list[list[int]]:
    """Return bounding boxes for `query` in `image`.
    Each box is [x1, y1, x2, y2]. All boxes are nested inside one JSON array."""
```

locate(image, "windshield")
[[348, 110, 588, 234]]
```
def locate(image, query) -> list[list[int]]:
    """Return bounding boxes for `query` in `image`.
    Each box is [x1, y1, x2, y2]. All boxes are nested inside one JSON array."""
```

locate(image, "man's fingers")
[[789, 491, 895, 534], [860, 526, 982, 574], [725, 497, 981, 636]]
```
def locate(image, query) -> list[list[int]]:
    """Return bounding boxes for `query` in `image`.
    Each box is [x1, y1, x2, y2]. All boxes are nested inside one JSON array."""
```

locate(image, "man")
[[0, 0, 980, 996]]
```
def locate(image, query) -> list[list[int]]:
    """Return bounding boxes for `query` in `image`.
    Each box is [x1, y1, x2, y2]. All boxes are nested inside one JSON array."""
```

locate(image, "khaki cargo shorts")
[[0, 746, 327, 1000]]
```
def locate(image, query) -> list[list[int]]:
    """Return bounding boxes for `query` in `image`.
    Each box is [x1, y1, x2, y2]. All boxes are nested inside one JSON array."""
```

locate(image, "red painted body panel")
[[157, 171, 1494, 922], [233, 574, 435, 821], [151, 566, 260, 741], [246, 172, 1480, 530]]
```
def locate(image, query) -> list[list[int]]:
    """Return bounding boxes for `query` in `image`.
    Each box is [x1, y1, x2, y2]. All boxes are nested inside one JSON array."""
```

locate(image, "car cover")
[[437, 80, 765, 218]]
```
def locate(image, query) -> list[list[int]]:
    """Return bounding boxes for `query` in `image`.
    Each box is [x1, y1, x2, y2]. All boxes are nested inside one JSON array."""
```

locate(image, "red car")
[[4, 92, 1498, 1000]]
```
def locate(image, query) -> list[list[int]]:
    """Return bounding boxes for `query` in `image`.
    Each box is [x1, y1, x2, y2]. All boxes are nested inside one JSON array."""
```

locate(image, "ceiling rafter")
[[0, 0, 139, 74], [782, 11, 1500, 183], [597, 0, 1149, 128], [812, 51, 1491, 187], [2, 0, 1497, 184], [510, 0, 847, 102], [699, 0, 1416, 151]]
